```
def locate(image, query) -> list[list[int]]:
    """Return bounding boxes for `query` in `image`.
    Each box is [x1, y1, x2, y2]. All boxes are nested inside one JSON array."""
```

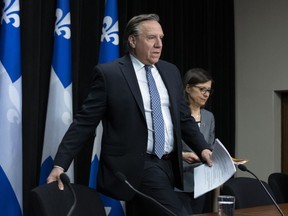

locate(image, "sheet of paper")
[[194, 138, 236, 198]]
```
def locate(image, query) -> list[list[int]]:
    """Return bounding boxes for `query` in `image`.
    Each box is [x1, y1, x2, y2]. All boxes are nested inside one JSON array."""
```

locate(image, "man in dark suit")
[[47, 14, 212, 216]]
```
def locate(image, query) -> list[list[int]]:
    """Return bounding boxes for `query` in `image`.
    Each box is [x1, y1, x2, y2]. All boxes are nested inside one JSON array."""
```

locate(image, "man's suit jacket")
[[54, 54, 209, 201]]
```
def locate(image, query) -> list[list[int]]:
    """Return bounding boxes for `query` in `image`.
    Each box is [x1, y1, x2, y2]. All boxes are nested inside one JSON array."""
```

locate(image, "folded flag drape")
[[89, 0, 125, 215], [0, 0, 23, 215], [39, 0, 74, 185]]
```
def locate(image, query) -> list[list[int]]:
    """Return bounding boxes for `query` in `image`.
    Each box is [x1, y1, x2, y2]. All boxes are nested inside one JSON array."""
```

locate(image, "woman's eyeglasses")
[[193, 86, 214, 95]]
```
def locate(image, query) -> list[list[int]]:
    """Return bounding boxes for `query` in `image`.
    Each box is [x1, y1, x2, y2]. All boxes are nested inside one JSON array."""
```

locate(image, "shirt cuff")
[[54, 165, 65, 171]]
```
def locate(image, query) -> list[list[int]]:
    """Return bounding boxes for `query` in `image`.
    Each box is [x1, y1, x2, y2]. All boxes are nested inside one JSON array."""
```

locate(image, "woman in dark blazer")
[[47, 14, 212, 216]]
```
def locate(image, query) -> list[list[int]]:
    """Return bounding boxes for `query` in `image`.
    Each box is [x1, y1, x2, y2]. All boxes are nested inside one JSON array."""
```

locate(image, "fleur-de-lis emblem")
[[0, 62, 21, 125], [62, 89, 72, 125], [101, 16, 119, 45], [54, 8, 71, 39], [7, 83, 21, 124], [1, 0, 20, 28]]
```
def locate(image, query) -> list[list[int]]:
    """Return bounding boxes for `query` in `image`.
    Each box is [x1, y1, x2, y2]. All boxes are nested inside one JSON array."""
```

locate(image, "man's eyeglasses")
[[193, 86, 214, 95]]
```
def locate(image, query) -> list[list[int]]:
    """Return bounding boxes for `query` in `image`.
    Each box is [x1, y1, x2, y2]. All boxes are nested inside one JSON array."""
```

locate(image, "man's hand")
[[47, 166, 65, 190], [182, 152, 200, 164], [201, 149, 213, 166]]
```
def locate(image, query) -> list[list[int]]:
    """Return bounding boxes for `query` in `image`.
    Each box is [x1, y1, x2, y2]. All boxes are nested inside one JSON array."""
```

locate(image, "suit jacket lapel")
[[119, 55, 146, 118], [154, 62, 181, 142], [155, 62, 177, 114], [118, 57, 179, 123]]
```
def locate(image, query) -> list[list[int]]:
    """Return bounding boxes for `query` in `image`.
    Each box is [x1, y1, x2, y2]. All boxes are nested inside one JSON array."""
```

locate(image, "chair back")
[[222, 177, 275, 209], [268, 172, 288, 203], [30, 181, 106, 216]]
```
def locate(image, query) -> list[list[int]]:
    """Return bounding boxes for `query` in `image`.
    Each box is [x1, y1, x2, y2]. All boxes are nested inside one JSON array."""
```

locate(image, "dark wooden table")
[[193, 203, 288, 216]]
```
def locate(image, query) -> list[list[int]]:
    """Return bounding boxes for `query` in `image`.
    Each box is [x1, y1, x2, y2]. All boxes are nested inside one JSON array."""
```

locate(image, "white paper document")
[[194, 138, 236, 198]]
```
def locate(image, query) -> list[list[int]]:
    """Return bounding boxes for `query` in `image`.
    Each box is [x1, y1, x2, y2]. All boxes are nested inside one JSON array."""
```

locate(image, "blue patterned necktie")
[[145, 65, 165, 159]]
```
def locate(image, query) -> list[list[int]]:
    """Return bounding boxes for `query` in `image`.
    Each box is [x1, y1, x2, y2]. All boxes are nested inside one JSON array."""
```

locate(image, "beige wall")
[[234, 0, 288, 180]]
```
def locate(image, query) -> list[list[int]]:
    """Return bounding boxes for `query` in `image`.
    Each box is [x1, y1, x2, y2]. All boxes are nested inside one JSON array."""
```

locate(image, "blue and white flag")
[[89, 0, 125, 215], [97, 0, 119, 64], [0, 0, 23, 215], [39, 0, 74, 185]]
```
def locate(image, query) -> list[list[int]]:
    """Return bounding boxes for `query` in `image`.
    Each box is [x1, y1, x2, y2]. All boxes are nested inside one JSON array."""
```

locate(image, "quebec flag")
[[89, 0, 125, 215], [39, 0, 74, 185], [0, 0, 23, 215]]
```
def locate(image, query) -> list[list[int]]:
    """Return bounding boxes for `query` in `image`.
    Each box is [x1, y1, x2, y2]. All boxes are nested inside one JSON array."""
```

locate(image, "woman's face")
[[185, 80, 212, 107]]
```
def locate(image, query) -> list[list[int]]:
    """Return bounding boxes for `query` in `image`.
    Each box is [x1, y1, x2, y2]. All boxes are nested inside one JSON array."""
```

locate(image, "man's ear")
[[128, 35, 136, 48]]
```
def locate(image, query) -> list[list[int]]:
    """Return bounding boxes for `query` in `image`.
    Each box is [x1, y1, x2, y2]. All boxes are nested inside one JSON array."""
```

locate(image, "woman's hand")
[[182, 151, 200, 163]]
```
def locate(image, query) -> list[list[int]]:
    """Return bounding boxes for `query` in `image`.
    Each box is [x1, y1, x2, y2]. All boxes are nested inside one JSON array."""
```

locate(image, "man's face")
[[129, 20, 164, 65]]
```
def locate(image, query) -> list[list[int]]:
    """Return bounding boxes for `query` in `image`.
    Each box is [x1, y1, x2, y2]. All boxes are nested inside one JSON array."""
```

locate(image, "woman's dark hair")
[[183, 68, 214, 102]]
